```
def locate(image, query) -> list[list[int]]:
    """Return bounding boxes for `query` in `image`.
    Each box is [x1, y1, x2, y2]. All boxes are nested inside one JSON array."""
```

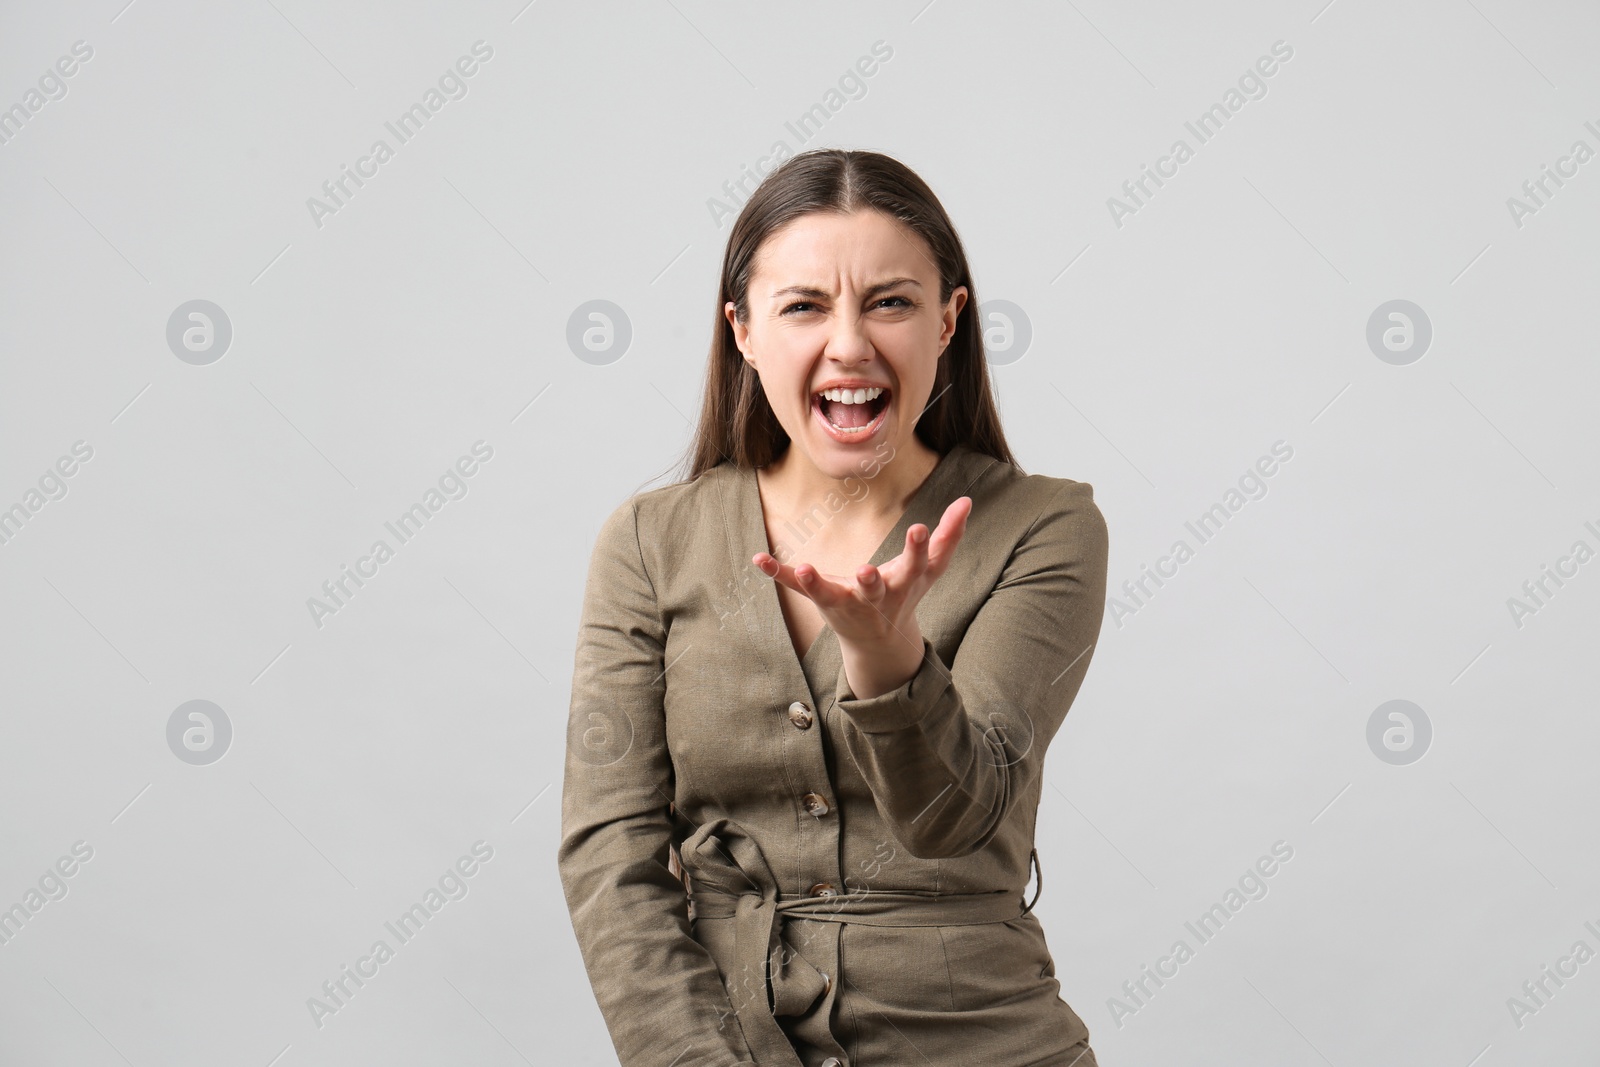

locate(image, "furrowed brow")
[[770, 278, 923, 301]]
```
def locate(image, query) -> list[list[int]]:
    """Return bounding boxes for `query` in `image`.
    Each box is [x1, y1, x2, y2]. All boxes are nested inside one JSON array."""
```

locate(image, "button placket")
[[784, 685, 843, 1059]]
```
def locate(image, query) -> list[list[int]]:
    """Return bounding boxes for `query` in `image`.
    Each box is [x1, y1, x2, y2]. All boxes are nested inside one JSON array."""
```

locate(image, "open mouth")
[[812, 385, 891, 439]]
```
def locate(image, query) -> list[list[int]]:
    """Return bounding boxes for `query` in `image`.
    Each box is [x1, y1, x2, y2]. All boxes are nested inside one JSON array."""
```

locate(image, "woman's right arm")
[[557, 498, 760, 1067]]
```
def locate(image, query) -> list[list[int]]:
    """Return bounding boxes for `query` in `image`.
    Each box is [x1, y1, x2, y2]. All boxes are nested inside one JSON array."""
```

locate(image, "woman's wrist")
[[837, 626, 925, 701]]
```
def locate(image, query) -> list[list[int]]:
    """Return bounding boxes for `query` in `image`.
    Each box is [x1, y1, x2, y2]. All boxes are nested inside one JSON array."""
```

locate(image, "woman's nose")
[[823, 315, 873, 360]]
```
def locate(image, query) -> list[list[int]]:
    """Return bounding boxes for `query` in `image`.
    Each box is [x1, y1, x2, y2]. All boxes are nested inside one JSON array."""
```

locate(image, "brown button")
[[787, 701, 814, 729], [819, 972, 833, 999], [801, 792, 830, 817], [809, 882, 836, 897], [820, 1058, 840, 1067]]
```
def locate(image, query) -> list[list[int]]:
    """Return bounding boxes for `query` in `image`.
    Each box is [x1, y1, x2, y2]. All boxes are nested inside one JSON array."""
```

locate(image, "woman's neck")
[[758, 437, 942, 530]]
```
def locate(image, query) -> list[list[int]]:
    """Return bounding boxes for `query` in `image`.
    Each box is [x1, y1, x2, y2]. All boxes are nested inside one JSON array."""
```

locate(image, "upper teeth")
[[819, 386, 884, 404]]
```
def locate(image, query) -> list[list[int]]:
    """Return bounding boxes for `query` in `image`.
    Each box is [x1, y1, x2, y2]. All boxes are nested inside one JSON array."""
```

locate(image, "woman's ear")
[[940, 286, 969, 350], [725, 300, 754, 362]]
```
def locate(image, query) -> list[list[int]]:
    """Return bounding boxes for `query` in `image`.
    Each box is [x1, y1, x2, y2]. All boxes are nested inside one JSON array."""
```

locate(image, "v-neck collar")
[[730, 443, 974, 689]]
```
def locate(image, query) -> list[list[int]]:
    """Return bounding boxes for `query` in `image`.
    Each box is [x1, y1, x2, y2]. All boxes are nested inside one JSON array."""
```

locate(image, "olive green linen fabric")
[[558, 443, 1108, 1066]]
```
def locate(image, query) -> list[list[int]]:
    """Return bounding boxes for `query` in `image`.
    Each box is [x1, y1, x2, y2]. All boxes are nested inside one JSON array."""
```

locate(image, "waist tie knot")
[[678, 817, 1030, 1066]]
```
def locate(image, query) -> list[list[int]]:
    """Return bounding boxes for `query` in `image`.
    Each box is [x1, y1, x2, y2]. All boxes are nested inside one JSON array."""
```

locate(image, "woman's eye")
[[781, 296, 909, 315]]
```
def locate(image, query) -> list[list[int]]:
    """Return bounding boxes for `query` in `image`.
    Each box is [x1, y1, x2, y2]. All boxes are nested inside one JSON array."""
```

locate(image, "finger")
[[925, 496, 973, 574], [856, 564, 887, 604], [754, 553, 851, 607], [902, 522, 931, 579], [890, 496, 969, 582], [795, 562, 858, 608]]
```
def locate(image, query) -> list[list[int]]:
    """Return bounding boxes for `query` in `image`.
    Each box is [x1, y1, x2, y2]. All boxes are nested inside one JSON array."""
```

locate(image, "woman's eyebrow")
[[770, 278, 923, 300]]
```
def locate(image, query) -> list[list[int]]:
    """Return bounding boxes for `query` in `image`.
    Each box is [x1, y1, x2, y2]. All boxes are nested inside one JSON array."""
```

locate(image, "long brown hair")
[[655, 148, 1017, 490]]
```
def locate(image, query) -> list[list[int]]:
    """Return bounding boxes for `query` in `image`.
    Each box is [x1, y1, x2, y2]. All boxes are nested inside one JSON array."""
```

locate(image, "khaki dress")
[[558, 443, 1109, 1066]]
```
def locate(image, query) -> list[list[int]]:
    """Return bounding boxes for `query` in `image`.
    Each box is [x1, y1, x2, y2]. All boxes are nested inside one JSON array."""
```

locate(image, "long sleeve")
[[556, 499, 759, 1067], [830, 480, 1109, 860]]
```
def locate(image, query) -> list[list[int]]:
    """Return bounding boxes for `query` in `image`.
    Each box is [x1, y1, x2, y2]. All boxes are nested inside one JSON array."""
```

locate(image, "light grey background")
[[2, 0, 1596, 1064]]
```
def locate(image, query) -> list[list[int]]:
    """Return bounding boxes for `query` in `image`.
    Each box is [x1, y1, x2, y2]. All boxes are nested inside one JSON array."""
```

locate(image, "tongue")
[[824, 398, 874, 428]]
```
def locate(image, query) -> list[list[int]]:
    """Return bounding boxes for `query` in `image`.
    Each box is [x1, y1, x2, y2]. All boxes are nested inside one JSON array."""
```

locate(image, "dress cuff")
[[831, 636, 951, 734]]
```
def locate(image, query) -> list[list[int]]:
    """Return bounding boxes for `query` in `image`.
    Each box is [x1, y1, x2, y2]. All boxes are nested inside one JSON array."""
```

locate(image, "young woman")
[[559, 149, 1109, 1067]]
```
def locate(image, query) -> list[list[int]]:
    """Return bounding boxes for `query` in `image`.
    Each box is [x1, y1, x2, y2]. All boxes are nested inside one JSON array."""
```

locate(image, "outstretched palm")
[[752, 496, 973, 650]]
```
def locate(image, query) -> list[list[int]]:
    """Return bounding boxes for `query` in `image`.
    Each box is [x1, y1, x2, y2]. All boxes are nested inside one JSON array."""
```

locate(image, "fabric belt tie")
[[678, 817, 1032, 1066]]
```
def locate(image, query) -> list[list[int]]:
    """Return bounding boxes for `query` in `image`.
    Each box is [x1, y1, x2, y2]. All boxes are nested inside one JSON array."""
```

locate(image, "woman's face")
[[726, 209, 967, 478]]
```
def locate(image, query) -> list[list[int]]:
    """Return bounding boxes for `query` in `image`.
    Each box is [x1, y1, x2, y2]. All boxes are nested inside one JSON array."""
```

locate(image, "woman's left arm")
[[830, 480, 1109, 860]]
